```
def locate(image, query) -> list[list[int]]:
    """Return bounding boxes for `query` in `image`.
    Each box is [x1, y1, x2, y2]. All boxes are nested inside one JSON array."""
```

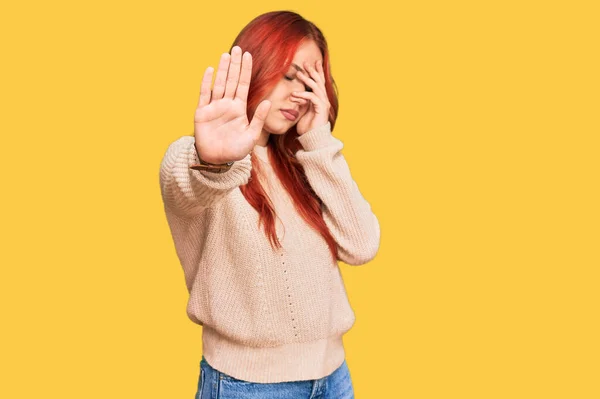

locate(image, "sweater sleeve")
[[159, 135, 252, 218], [295, 122, 381, 265]]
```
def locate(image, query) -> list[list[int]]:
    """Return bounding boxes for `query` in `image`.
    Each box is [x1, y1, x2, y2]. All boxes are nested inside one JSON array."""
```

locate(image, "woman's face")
[[260, 40, 323, 139]]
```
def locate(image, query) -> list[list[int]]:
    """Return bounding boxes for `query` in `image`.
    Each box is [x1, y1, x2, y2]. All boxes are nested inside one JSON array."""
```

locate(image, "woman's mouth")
[[281, 109, 299, 121]]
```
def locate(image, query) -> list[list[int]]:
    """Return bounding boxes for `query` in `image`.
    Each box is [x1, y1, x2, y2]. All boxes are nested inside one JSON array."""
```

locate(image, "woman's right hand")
[[194, 46, 272, 164]]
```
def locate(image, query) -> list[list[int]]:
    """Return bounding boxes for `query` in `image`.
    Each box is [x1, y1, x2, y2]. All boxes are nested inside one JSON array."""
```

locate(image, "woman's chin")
[[265, 120, 295, 135]]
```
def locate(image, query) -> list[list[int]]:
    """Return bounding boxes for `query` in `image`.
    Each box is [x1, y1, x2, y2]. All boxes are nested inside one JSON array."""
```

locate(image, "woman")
[[159, 10, 380, 399]]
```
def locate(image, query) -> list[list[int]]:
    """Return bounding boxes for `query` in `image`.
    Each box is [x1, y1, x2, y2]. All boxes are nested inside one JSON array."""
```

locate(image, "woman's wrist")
[[194, 146, 234, 166]]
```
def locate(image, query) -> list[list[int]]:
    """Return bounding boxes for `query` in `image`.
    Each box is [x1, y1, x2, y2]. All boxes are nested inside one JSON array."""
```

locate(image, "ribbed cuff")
[[296, 122, 333, 151], [190, 140, 202, 164], [187, 139, 252, 184]]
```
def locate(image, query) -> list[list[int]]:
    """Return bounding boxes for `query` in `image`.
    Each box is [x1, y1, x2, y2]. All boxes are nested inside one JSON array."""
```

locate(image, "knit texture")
[[159, 122, 380, 383]]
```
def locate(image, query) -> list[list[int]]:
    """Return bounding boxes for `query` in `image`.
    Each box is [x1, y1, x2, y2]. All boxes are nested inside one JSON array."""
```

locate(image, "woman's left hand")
[[291, 60, 331, 135]]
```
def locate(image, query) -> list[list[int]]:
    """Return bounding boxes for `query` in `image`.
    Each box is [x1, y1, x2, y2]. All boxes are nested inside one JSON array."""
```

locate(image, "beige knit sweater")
[[159, 122, 380, 383]]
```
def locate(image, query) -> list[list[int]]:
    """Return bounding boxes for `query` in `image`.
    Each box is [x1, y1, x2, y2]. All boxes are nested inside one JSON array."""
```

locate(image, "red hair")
[[232, 11, 340, 265]]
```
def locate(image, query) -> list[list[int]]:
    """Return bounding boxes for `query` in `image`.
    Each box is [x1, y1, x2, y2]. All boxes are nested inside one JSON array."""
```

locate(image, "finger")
[[235, 52, 252, 103], [224, 46, 242, 99], [305, 61, 324, 85], [291, 91, 320, 105], [212, 52, 231, 101], [296, 70, 324, 97], [291, 96, 307, 105], [316, 59, 326, 83], [307, 61, 328, 97], [292, 91, 330, 115], [248, 100, 272, 142], [198, 66, 214, 108]]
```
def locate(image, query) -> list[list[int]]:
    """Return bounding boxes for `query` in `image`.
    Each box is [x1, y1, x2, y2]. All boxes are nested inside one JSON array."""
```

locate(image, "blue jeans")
[[195, 355, 355, 399]]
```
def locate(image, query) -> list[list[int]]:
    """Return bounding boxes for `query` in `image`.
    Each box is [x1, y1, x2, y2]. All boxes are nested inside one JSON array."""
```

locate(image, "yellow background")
[[1, 1, 599, 398]]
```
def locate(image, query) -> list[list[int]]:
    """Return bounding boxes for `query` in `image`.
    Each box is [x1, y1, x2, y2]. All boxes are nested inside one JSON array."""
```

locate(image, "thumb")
[[248, 100, 272, 142]]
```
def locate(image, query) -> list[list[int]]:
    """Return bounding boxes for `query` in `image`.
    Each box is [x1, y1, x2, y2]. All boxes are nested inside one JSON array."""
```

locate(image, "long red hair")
[[232, 11, 340, 265]]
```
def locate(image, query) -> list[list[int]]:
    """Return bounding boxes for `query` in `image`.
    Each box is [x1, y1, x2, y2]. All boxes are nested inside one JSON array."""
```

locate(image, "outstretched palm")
[[194, 46, 271, 164]]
